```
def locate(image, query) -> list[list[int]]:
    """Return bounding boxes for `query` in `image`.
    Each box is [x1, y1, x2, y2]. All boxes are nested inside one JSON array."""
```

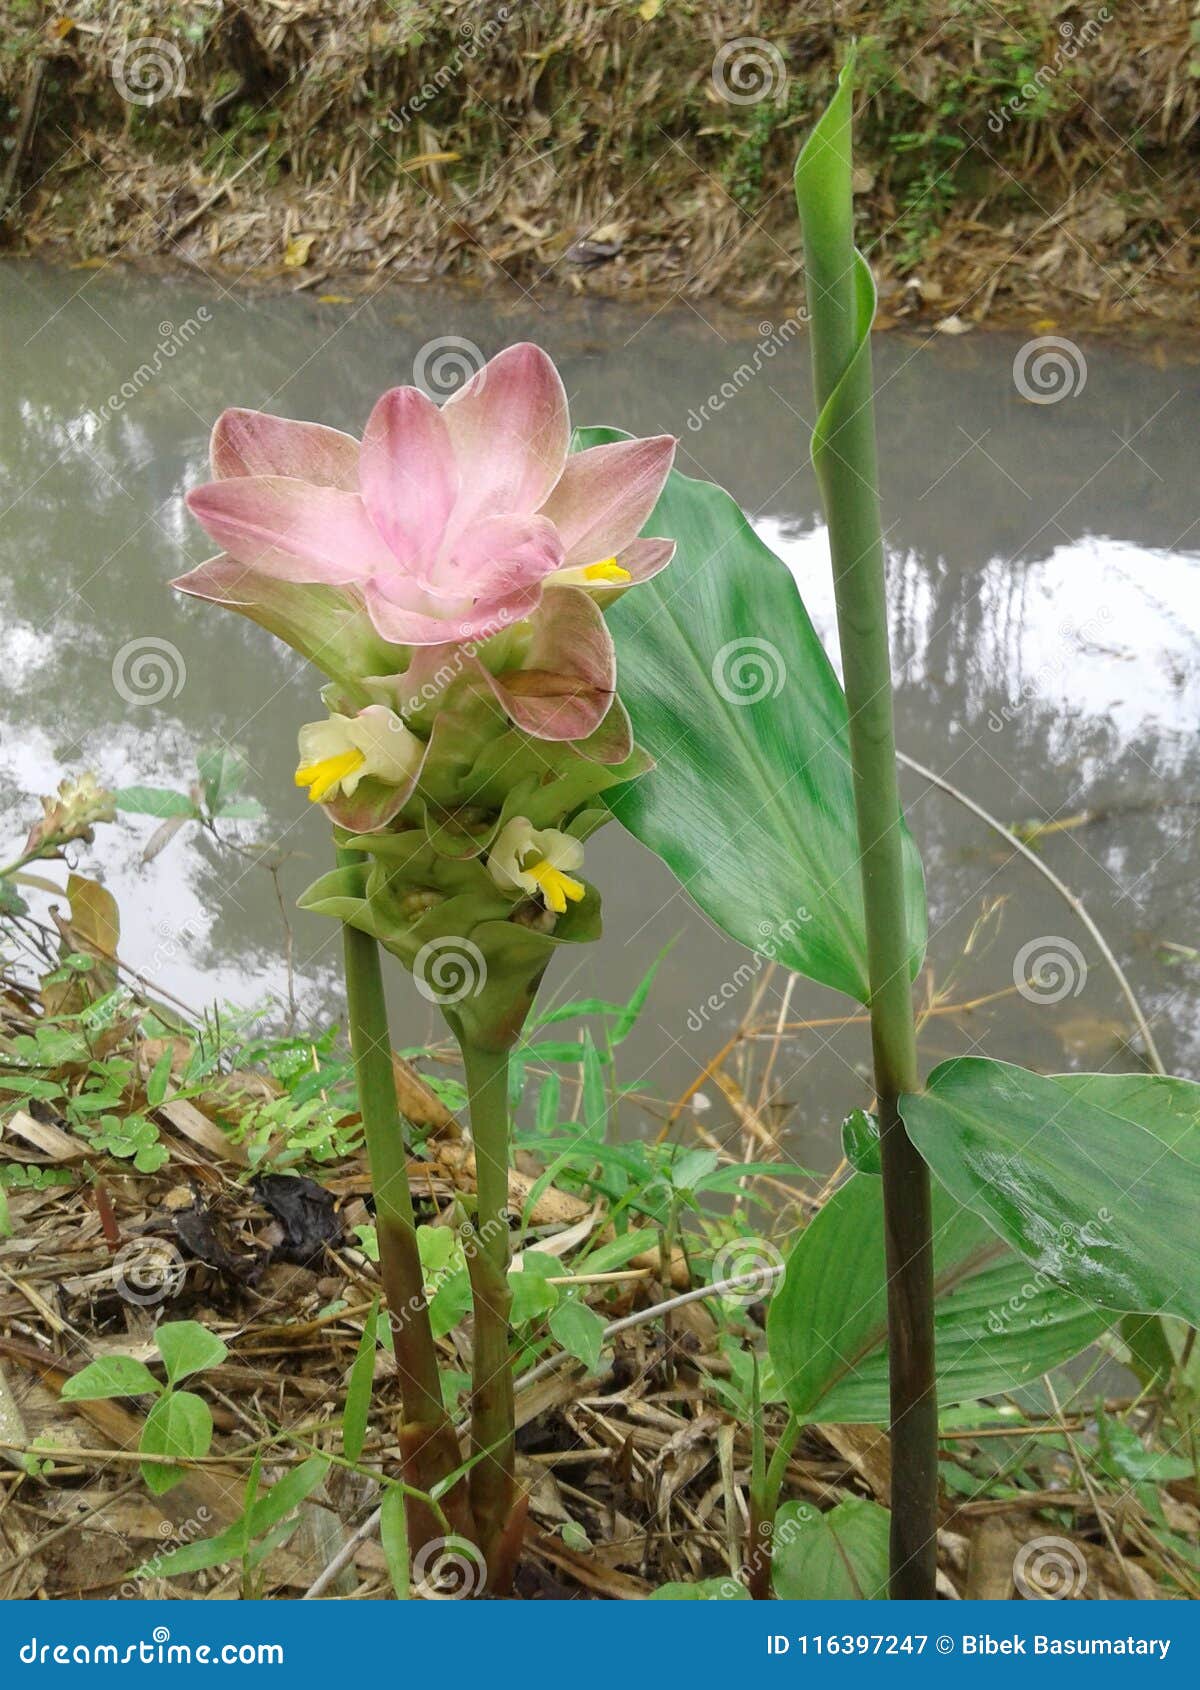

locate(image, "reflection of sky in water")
[[3, 262, 1200, 1156], [763, 521, 1200, 758]]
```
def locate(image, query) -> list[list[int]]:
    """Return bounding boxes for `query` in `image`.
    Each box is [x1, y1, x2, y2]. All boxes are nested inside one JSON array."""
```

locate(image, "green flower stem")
[[336, 848, 460, 1509], [796, 58, 937, 1599], [457, 1035, 517, 1575]]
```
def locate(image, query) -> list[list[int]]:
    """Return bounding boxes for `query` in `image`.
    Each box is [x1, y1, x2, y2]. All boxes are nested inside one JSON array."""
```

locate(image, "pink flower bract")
[[183, 344, 676, 647]]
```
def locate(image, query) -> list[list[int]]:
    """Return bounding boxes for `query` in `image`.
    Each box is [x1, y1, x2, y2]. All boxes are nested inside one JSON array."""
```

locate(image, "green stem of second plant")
[[458, 1035, 517, 1570], [797, 67, 938, 1598]]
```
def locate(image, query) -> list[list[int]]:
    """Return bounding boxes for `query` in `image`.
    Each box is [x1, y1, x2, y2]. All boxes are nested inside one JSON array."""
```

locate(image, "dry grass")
[[1, 1, 1198, 327], [1, 952, 1194, 1600]]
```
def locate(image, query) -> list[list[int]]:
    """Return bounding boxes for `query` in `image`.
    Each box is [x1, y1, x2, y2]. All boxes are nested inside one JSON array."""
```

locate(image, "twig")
[[300, 1262, 784, 1598], [897, 752, 1166, 1074]]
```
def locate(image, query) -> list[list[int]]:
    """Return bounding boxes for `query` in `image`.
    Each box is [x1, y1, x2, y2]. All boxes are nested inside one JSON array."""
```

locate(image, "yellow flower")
[[554, 555, 633, 589], [487, 817, 586, 915], [294, 706, 423, 804]]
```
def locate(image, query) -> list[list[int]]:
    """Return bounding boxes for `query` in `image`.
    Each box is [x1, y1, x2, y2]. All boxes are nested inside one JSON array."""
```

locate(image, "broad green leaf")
[[900, 1058, 1200, 1326], [61, 1355, 162, 1401], [767, 1173, 1106, 1423], [548, 1299, 606, 1372], [155, 1320, 227, 1385], [648, 1577, 749, 1600], [140, 1390, 213, 1495], [772, 1498, 890, 1600], [343, 1300, 379, 1463], [1047, 1071, 1200, 1163], [113, 786, 197, 818], [380, 1485, 410, 1600], [590, 425, 926, 1005]]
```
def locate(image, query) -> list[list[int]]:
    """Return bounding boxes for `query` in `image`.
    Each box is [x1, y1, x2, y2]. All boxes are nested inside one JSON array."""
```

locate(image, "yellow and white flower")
[[487, 817, 585, 915], [295, 705, 423, 804]]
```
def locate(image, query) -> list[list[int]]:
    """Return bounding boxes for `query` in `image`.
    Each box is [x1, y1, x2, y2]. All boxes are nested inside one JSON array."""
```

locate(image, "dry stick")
[[896, 752, 1165, 1074], [301, 1263, 784, 1599]]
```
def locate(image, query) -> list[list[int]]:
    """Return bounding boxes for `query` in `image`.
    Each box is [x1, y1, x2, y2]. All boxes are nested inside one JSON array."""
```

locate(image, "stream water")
[[2, 261, 1199, 1168]]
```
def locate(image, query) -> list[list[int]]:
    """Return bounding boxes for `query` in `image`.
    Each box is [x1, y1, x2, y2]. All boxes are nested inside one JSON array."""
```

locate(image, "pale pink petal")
[[187, 476, 392, 585], [171, 553, 402, 686], [539, 435, 676, 566], [485, 586, 616, 742], [211, 408, 360, 489], [610, 535, 675, 583], [441, 343, 570, 521], [426, 512, 563, 604], [363, 578, 543, 647], [360, 387, 457, 566]]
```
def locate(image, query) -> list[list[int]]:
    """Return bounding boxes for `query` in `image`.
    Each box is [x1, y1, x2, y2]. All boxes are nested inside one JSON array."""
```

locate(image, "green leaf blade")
[[593, 430, 925, 1005], [767, 1173, 1106, 1424], [900, 1058, 1200, 1326]]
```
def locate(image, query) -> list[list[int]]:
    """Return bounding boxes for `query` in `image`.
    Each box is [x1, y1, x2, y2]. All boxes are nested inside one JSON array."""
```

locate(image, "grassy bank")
[[2, 2, 1198, 326]]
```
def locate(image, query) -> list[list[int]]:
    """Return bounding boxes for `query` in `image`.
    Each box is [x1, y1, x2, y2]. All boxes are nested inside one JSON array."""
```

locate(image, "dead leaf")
[[3, 1109, 81, 1162], [283, 233, 316, 268]]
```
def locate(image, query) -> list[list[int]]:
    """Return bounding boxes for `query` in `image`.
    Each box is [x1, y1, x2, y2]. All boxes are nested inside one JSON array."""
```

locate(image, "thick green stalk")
[[336, 848, 463, 1529], [457, 1036, 517, 1576], [796, 59, 937, 1598]]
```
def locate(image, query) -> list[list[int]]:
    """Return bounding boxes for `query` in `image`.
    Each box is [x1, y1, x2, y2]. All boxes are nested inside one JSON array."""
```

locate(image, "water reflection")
[[2, 263, 1198, 1163]]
